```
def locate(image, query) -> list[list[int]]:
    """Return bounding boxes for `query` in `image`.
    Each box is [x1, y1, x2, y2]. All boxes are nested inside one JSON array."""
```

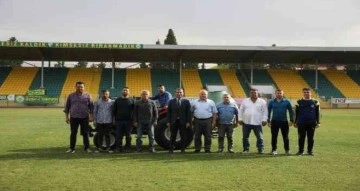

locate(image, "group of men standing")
[[64, 81, 320, 156]]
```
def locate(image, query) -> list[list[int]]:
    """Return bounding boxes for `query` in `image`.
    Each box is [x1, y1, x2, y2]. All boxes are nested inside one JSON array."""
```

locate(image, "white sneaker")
[[271, 150, 278, 155], [85, 149, 92, 153], [242, 150, 249, 154], [66, 149, 75, 154]]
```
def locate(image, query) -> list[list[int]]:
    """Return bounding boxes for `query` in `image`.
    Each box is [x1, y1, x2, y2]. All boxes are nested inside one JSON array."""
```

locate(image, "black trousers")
[[194, 118, 212, 151], [169, 119, 188, 151], [70, 117, 89, 150], [271, 120, 290, 151], [115, 120, 133, 150], [297, 122, 316, 153], [97, 123, 112, 149]]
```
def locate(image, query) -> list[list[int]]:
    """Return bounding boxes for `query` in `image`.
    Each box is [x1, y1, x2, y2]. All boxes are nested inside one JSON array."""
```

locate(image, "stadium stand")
[[151, 69, 179, 96], [0, 67, 12, 87], [321, 70, 360, 98], [347, 70, 360, 85], [99, 68, 126, 97], [218, 69, 247, 98], [61, 68, 101, 99], [198, 69, 224, 86], [268, 69, 318, 100], [29, 68, 68, 96], [243, 69, 277, 85], [235, 70, 250, 96], [126, 68, 152, 97], [181, 69, 203, 97], [0, 67, 38, 95], [300, 70, 344, 100]]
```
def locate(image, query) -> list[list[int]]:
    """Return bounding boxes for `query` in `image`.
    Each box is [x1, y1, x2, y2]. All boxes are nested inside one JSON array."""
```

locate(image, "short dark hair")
[[123, 86, 129, 89], [76, 81, 84, 86], [302, 88, 310, 91], [102, 89, 109, 93], [250, 88, 258, 92], [276, 89, 283, 92], [158, 84, 164, 87]]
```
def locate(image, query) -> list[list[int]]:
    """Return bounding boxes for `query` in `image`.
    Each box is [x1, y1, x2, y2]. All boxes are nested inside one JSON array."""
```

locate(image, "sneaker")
[[85, 149, 92, 153], [149, 148, 156, 153], [285, 150, 291, 155], [107, 149, 114, 154], [308, 152, 314, 156], [242, 150, 249, 154], [94, 150, 100, 153], [66, 149, 75, 154], [270, 150, 278, 155], [296, 152, 304, 156], [228, 148, 235, 153]]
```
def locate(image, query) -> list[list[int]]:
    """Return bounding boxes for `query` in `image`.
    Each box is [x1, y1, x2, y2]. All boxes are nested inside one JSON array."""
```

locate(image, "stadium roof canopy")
[[1, 41, 360, 64]]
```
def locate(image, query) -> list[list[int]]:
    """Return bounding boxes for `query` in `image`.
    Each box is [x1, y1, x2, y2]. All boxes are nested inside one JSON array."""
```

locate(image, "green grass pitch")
[[0, 108, 359, 190]]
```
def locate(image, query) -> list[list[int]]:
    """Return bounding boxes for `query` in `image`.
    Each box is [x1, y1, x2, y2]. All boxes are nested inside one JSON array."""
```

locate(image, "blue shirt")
[[152, 91, 172, 107], [191, 99, 218, 119], [94, 98, 113, 124], [268, 98, 294, 122], [216, 102, 239, 124]]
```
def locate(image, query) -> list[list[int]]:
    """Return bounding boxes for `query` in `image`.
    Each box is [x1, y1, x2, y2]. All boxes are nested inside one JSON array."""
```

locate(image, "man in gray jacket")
[[134, 90, 158, 153]]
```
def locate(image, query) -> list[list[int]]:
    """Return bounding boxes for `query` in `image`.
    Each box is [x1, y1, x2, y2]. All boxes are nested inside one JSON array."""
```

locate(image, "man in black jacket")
[[113, 87, 135, 152], [166, 88, 191, 153], [294, 88, 320, 156]]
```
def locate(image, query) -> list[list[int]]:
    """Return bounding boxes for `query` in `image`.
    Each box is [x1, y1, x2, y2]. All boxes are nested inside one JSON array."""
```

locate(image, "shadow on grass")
[[0, 146, 294, 162]]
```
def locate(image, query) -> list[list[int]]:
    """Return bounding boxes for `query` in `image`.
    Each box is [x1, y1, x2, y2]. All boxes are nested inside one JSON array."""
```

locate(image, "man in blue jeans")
[[239, 88, 268, 154], [134, 90, 158, 153], [113, 87, 135, 152]]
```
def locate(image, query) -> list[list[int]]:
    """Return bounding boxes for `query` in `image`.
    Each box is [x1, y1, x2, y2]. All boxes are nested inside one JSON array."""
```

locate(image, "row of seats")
[[300, 70, 344, 100], [126, 68, 152, 97], [0, 67, 359, 100], [0, 67, 38, 95], [268, 69, 319, 100], [60, 68, 101, 98], [321, 70, 360, 98]]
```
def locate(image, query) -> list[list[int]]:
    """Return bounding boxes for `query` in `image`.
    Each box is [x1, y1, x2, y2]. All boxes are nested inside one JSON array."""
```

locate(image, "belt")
[[194, 117, 212, 120]]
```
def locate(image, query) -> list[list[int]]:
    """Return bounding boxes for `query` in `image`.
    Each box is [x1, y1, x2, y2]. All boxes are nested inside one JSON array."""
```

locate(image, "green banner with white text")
[[0, 41, 143, 49]]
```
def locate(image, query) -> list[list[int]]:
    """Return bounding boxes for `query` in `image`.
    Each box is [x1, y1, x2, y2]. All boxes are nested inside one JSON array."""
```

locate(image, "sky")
[[1, 0, 360, 47]]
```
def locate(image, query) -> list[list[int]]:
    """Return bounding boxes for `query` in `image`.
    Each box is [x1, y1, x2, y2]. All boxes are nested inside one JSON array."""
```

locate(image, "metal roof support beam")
[[40, 58, 44, 88], [250, 60, 253, 85], [111, 61, 115, 89], [179, 58, 182, 89], [315, 60, 318, 90]]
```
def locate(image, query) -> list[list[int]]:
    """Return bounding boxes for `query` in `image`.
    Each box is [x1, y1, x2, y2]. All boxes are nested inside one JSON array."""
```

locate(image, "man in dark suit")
[[166, 88, 191, 153]]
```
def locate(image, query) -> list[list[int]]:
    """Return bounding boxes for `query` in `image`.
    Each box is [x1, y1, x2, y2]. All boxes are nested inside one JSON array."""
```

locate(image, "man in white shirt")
[[239, 88, 268, 154]]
